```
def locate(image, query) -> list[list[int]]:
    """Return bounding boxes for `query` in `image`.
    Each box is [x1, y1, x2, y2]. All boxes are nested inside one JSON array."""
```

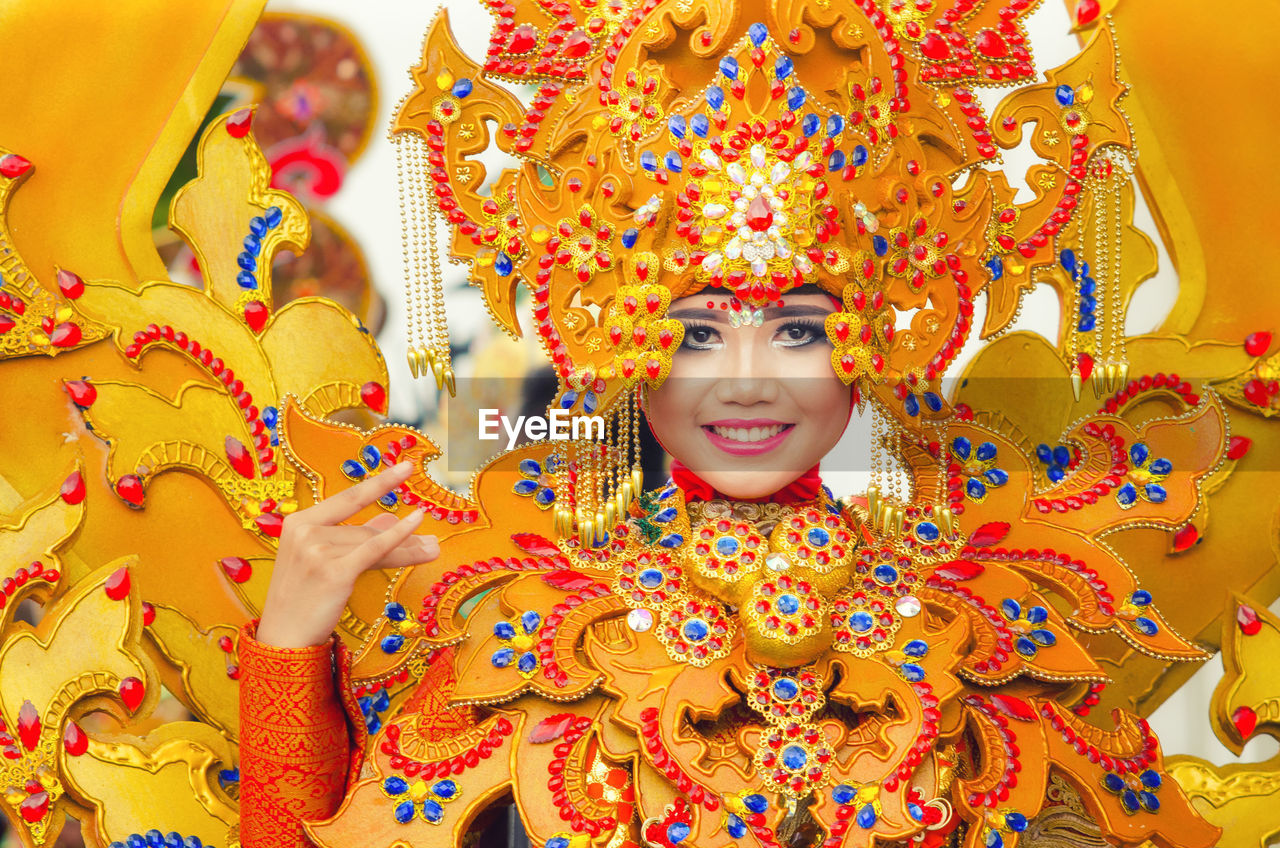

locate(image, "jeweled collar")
[[669, 459, 825, 504]]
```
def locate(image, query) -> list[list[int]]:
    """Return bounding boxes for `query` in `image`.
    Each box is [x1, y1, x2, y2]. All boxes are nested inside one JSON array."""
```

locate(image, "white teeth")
[[710, 425, 786, 442]]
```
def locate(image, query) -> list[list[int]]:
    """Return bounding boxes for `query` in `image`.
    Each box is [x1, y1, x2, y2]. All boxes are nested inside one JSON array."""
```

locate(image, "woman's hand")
[[256, 461, 439, 649]]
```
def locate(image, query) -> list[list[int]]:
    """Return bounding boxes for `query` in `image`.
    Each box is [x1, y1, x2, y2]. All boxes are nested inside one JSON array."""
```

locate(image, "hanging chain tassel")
[[554, 391, 643, 546]]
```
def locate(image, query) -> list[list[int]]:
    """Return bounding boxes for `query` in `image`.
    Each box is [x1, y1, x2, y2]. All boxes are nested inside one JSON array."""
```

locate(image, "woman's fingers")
[[296, 462, 416, 527], [341, 508, 426, 574], [323, 534, 438, 569]]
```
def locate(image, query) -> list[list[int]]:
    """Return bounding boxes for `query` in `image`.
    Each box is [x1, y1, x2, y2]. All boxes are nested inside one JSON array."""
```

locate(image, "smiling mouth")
[[705, 423, 792, 442]]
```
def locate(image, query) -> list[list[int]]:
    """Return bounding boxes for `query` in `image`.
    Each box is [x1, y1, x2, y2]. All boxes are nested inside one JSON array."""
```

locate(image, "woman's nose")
[[712, 340, 780, 404]]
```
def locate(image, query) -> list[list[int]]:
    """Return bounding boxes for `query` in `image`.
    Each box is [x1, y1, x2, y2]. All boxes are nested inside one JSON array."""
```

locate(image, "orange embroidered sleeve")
[[237, 620, 367, 848]]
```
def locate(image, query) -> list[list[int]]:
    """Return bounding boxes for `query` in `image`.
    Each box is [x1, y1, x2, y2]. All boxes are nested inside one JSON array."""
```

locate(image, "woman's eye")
[[776, 321, 824, 346], [680, 324, 721, 349]]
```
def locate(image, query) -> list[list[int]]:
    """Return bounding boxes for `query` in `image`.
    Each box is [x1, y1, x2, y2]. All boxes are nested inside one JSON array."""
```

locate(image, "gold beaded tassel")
[[554, 393, 644, 544], [396, 130, 456, 396]]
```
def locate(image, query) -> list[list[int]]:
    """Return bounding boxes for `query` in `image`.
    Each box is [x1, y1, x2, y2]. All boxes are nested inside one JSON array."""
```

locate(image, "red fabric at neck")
[[671, 459, 824, 504]]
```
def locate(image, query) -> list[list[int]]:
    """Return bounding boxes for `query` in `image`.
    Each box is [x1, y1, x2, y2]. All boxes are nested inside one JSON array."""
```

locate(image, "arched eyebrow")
[[667, 303, 832, 323]]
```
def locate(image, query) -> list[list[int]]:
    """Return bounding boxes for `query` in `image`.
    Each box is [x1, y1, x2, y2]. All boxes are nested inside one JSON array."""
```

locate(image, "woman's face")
[[645, 291, 852, 499]]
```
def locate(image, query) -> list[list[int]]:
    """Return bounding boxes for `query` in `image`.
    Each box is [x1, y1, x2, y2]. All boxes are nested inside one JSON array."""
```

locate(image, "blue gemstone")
[[237, 270, 258, 290], [1025, 605, 1048, 624], [1121, 789, 1140, 814], [243, 234, 261, 256], [1078, 315, 1096, 332], [237, 252, 257, 272], [904, 639, 929, 657], [1080, 277, 1096, 296], [250, 216, 268, 238], [776, 594, 801, 615], [916, 521, 940, 542], [654, 507, 678, 523], [622, 228, 639, 248], [378, 491, 399, 509], [127, 835, 146, 848], [714, 536, 741, 557], [218, 768, 240, 785], [1149, 458, 1172, 476], [341, 459, 366, 481], [514, 479, 539, 495], [727, 815, 748, 838], [1036, 444, 1053, 463], [261, 406, 279, 429], [773, 677, 800, 700], [900, 663, 926, 682], [560, 390, 578, 409], [691, 114, 710, 137], [165, 834, 183, 848], [1134, 616, 1159, 636], [1055, 84, 1076, 106], [491, 647, 516, 668], [386, 602, 407, 621], [849, 611, 874, 632], [749, 22, 768, 45], [1060, 248, 1077, 272], [1030, 629, 1056, 647], [924, 392, 943, 412], [683, 618, 709, 641], [423, 799, 445, 823], [1144, 483, 1167, 504], [518, 458, 542, 477], [800, 113, 820, 136], [665, 151, 683, 173], [807, 527, 831, 547], [522, 610, 542, 633], [872, 234, 888, 256], [851, 145, 868, 166], [372, 689, 390, 712], [1129, 442, 1149, 466], [743, 794, 769, 814], [1015, 636, 1038, 657], [827, 114, 844, 136], [433, 779, 458, 799], [385, 776, 409, 795], [856, 804, 876, 829], [1001, 598, 1022, 620], [986, 256, 1004, 280], [146, 831, 165, 847], [985, 830, 1004, 848], [874, 564, 898, 584], [1104, 773, 1126, 793], [984, 468, 1009, 487], [1053, 446, 1071, 466], [381, 633, 404, 653], [658, 533, 684, 547], [1047, 466, 1065, 483], [832, 784, 856, 805], [719, 56, 739, 79], [535, 487, 555, 505], [976, 442, 997, 461], [1140, 791, 1160, 812], [358, 696, 373, 716], [518, 651, 538, 673], [361, 444, 381, 468], [782, 744, 807, 770], [1116, 482, 1138, 506], [640, 150, 658, 172], [495, 621, 517, 639], [548, 840, 570, 848], [788, 86, 807, 110], [775, 55, 793, 78], [904, 394, 920, 416], [951, 437, 972, 459], [181, 840, 202, 848], [668, 114, 686, 138], [1081, 294, 1097, 312], [1005, 812, 1028, 832], [667, 822, 691, 844], [639, 568, 665, 589], [265, 206, 283, 228], [706, 86, 725, 109], [1131, 589, 1152, 606], [395, 799, 416, 823], [1140, 769, 1162, 789], [828, 150, 845, 171], [908, 804, 923, 821], [966, 478, 987, 500]]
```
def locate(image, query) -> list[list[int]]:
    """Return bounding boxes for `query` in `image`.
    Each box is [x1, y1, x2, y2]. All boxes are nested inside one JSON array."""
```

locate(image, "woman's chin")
[[695, 468, 806, 501]]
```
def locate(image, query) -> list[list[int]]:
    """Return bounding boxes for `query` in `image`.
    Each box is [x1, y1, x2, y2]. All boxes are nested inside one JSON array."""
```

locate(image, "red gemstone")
[[975, 30, 1009, 58], [1232, 704, 1258, 739], [1237, 604, 1262, 636], [562, 31, 592, 58], [968, 522, 1010, 547], [104, 566, 131, 601], [18, 791, 48, 823], [65, 379, 97, 408], [17, 701, 41, 750], [1074, 0, 1101, 25], [0, 154, 32, 179], [220, 556, 253, 584], [116, 474, 145, 507], [508, 24, 537, 54], [0, 314, 14, 334], [1172, 524, 1198, 552], [225, 436, 256, 479], [255, 512, 284, 537], [142, 601, 156, 626], [919, 32, 951, 61], [1077, 352, 1094, 380], [361, 381, 388, 413], [63, 721, 88, 756], [57, 269, 85, 300], [226, 108, 254, 138], [1227, 436, 1253, 460], [119, 677, 145, 711], [1245, 331, 1272, 357], [1243, 379, 1269, 406], [746, 195, 774, 232], [243, 300, 269, 332], [934, 561, 984, 581], [49, 322, 82, 347], [60, 471, 86, 505]]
